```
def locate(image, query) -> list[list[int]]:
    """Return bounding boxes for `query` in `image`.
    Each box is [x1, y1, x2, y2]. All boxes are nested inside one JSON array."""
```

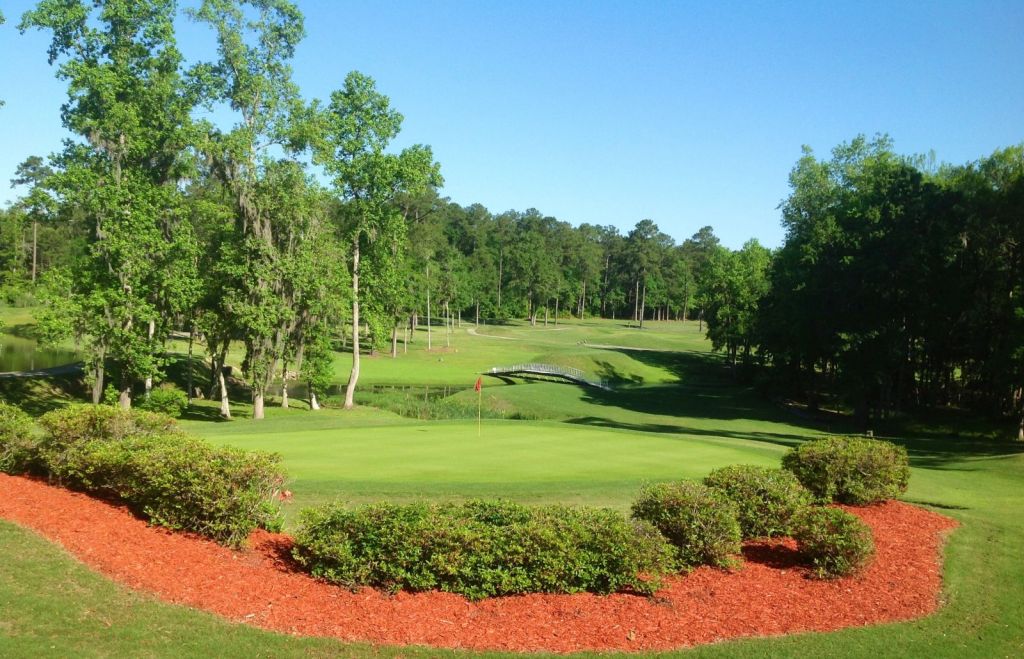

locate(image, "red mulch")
[[0, 474, 957, 653]]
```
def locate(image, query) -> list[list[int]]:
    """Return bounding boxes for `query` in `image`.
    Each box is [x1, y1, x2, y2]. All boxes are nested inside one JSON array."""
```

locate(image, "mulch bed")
[[0, 473, 957, 653]]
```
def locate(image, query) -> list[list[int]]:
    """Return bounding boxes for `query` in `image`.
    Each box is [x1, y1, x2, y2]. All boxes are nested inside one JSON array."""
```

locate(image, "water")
[[0, 335, 80, 373]]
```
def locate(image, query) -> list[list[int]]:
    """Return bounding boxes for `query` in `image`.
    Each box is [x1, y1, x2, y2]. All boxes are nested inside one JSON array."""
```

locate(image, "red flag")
[[474, 376, 482, 392]]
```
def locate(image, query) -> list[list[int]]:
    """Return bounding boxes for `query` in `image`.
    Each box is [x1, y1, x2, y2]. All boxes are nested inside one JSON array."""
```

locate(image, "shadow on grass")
[[0, 374, 85, 415], [565, 415, 812, 450], [574, 345, 1024, 470]]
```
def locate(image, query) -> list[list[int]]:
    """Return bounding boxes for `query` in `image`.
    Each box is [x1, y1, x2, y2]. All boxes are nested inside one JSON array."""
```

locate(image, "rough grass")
[[0, 314, 1022, 656]]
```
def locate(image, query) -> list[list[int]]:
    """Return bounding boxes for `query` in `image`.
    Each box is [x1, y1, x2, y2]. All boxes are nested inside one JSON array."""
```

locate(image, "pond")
[[0, 334, 80, 373]]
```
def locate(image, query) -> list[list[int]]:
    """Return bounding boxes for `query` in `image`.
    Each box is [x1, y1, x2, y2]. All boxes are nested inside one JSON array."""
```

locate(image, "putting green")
[[205, 419, 784, 517]]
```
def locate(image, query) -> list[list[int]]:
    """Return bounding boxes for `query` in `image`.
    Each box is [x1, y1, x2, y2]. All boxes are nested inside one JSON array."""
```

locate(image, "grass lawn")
[[1, 314, 1022, 656], [193, 417, 784, 520]]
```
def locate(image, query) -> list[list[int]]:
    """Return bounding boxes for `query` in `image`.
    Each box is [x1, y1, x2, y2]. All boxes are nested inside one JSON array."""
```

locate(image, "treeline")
[[1, 0, 440, 419], [1, 3, 1020, 434], [0, 0, 751, 423], [745, 137, 1023, 435]]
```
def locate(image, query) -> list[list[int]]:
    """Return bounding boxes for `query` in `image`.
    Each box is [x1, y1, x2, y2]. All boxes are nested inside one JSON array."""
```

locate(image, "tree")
[[10, 156, 56, 284], [315, 71, 441, 409], [192, 0, 309, 419], [22, 0, 200, 408], [625, 219, 672, 328], [702, 240, 771, 368]]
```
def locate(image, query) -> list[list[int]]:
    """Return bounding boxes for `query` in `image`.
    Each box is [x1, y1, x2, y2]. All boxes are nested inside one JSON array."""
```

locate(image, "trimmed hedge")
[[33, 405, 284, 547], [630, 481, 741, 568], [703, 465, 813, 539], [0, 401, 35, 474], [790, 506, 875, 578], [292, 500, 674, 600], [781, 436, 910, 504]]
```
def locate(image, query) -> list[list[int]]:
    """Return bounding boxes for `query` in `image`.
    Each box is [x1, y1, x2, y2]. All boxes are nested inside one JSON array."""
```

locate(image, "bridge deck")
[[484, 363, 611, 390]]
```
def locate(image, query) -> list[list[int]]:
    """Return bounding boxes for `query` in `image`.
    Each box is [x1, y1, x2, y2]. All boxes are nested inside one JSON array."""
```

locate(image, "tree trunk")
[[144, 318, 155, 397], [426, 263, 432, 350], [475, 300, 479, 327], [544, 305, 549, 327], [218, 368, 231, 419], [31, 220, 38, 284], [91, 358, 105, 405], [253, 390, 265, 419], [601, 254, 611, 317], [444, 301, 451, 348], [119, 377, 131, 410], [554, 296, 559, 325], [497, 249, 503, 314], [281, 361, 289, 409], [633, 279, 640, 324], [186, 323, 195, 404], [345, 238, 361, 409], [639, 282, 647, 330], [391, 323, 398, 358], [579, 279, 586, 318]]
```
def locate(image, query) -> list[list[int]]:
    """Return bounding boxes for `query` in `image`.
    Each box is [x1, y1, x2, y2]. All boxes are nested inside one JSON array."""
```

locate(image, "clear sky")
[[1, 0, 1022, 249]]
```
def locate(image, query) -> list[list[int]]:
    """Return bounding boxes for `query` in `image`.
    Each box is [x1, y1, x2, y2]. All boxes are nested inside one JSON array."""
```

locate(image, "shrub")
[[292, 500, 674, 600], [0, 401, 36, 474], [781, 436, 910, 504], [35, 405, 284, 546], [630, 481, 741, 569], [39, 404, 177, 445], [703, 465, 813, 539], [790, 506, 875, 578], [138, 383, 189, 418]]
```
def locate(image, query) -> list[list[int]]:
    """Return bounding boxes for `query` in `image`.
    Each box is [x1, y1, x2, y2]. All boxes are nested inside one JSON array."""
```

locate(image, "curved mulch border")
[[0, 473, 957, 653]]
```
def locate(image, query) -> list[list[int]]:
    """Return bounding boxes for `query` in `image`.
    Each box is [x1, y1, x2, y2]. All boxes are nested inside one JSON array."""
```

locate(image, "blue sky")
[[1, 0, 1021, 249]]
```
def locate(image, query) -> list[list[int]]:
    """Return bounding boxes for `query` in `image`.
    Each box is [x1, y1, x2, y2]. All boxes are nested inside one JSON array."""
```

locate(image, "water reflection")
[[0, 336, 79, 373]]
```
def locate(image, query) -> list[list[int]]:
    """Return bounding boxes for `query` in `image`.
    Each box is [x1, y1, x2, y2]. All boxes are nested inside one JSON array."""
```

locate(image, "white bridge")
[[485, 363, 612, 390]]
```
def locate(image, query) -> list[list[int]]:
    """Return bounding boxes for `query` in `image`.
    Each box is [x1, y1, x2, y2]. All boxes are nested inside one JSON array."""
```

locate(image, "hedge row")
[[2, 402, 909, 590], [0, 404, 285, 547], [292, 500, 674, 600]]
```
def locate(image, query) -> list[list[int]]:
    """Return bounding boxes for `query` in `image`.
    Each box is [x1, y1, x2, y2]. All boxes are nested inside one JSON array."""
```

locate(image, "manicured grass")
[[197, 418, 784, 520], [1, 314, 1023, 656]]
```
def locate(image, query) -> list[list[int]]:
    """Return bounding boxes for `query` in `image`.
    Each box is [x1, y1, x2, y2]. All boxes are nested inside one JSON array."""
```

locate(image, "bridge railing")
[[486, 363, 611, 390]]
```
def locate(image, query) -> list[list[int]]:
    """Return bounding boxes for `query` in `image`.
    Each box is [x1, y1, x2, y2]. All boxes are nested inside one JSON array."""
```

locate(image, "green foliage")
[[762, 138, 1024, 429], [0, 401, 35, 473], [292, 499, 673, 600], [790, 506, 875, 579], [356, 389, 540, 421], [138, 383, 188, 418], [38, 404, 178, 446], [781, 436, 910, 504], [630, 480, 742, 569], [34, 406, 284, 546], [703, 464, 813, 539], [21, 0, 202, 405]]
